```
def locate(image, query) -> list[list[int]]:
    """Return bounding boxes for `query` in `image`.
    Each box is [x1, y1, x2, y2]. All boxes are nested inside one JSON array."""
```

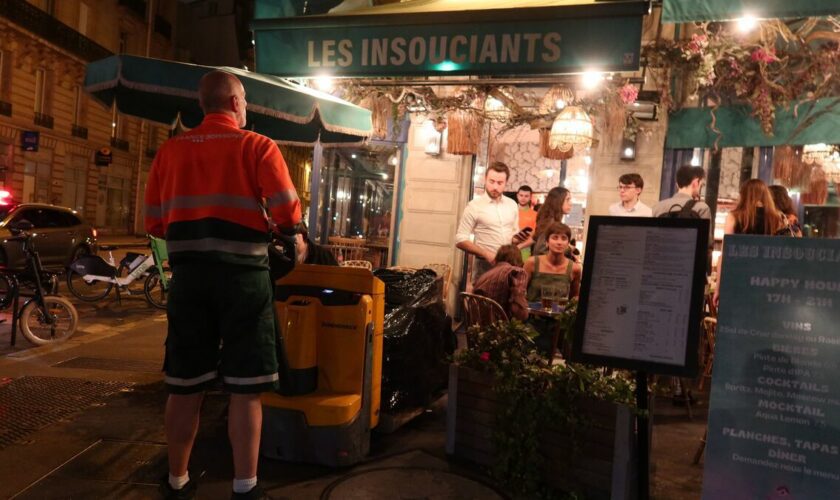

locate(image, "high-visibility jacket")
[[144, 113, 301, 268]]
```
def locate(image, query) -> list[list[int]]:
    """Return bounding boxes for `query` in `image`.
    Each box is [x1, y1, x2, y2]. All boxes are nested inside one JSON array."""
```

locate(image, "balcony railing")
[[111, 137, 130, 151], [34, 112, 54, 129], [71, 124, 88, 139], [154, 15, 172, 40], [0, 0, 112, 62], [118, 0, 147, 19], [0, 101, 11, 117]]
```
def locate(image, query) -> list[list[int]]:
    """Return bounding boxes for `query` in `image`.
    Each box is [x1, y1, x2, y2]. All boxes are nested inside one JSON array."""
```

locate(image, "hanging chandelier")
[[548, 106, 593, 153]]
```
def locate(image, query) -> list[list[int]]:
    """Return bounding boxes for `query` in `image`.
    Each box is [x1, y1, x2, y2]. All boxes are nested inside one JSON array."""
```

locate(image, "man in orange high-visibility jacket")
[[145, 70, 300, 500]]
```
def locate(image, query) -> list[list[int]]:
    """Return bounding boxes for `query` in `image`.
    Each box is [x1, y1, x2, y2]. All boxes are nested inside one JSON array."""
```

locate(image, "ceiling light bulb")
[[381, 173, 388, 180], [581, 71, 604, 90], [555, 99, 566, 110], [314, 76, 334, 92], [351, 154, 357, 159], [736, 14, 758, 33]]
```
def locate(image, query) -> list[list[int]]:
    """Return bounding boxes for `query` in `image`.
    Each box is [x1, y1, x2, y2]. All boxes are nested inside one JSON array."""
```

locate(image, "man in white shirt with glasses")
[[455, 162, 520, 283], [609, 173, 652, 217]]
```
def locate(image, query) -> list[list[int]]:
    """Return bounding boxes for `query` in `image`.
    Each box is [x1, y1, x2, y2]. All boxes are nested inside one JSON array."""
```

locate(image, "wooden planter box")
[[446, 364, 638, 500]]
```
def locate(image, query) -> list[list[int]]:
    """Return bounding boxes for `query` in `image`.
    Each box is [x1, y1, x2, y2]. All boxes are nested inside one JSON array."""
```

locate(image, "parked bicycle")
[[66, 235, 170, 309], [0, 219, 78, 345]]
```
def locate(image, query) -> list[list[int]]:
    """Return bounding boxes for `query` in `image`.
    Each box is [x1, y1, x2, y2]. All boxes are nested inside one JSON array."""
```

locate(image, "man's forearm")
[[456, 241, 490, 260]]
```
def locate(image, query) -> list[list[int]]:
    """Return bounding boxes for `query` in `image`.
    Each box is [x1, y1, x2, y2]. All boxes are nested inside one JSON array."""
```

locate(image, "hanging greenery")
[[643, 17, 840, 136]]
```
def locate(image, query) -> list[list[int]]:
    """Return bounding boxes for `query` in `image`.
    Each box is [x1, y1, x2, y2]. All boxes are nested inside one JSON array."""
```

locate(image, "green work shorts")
[[163, 265, 278, 394]]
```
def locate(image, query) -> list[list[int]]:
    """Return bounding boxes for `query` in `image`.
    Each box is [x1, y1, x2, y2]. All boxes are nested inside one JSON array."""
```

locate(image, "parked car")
[[0, 203, 98, 270]]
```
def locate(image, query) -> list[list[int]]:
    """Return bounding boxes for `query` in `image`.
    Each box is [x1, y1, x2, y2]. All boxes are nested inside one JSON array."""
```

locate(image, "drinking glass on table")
[[540, 285, 560, 312]]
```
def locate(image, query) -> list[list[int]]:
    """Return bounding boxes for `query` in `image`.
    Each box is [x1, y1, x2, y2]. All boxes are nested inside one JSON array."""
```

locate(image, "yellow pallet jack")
[[261, 264, 384, 467]]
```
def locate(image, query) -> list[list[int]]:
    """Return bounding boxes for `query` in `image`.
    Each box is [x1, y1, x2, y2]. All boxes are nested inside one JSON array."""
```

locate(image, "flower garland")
[[339, 79, 648, 150], [643, 17, 840, 136]]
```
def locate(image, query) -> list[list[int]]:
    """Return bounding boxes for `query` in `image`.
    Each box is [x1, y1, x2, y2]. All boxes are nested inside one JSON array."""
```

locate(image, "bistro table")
[[527, 302, 566, 360]]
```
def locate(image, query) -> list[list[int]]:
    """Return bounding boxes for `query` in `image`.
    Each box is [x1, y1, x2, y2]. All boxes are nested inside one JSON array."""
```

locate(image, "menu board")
[[571, 216, 709, 376], [702, 236, 840, 499]]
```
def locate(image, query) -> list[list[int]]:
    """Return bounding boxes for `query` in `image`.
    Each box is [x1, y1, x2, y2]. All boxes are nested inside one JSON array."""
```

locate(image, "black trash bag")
[[374, 268, 456, 413]]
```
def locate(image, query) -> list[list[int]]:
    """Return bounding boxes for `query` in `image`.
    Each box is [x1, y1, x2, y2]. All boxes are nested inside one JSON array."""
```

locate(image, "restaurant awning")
[[251, 0, 648, 78], [85, 55, 372, 145], [662, 0, 840, 23], [665, 99, 840, 149]]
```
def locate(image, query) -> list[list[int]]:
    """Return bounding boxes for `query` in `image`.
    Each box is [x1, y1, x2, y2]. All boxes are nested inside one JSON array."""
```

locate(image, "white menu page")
[[581, 225, 697, 365]]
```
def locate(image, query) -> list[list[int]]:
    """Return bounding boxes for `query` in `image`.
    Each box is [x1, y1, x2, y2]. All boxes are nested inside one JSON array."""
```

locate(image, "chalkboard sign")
[[571, 216, 709, 376], [702, 236, 840, 499]]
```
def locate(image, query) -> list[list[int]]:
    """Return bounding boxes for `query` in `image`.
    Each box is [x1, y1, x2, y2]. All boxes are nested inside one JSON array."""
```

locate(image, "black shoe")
[[160, 478, 197, 499], [231, 484, 273, 500]]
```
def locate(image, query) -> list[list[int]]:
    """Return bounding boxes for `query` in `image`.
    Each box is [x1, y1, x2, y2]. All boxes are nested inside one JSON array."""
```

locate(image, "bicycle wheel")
[[0, 272, 16, 310], [144, 267, 171, 309], [66, 270, 113, 302], [19, 296, 79, 346]]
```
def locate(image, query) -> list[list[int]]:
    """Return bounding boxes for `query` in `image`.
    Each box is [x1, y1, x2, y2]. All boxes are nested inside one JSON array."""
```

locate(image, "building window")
[[73, 85, 83, 125], [0, 50, 10, 116], [34, 68, 47, 114], [78, 2, 89, 36], [119, 32, 129, 54]]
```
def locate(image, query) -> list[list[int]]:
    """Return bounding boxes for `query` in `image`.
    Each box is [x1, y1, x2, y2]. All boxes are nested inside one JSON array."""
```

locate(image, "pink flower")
[[750, 48, 778, 63], [618, 83, 639, 105], [479, 352, 491, 362], [686, 34, 708, 54]]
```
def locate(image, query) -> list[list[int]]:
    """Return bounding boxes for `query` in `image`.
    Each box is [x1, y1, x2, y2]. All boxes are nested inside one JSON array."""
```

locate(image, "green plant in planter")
[[455, 319, 635, 499]]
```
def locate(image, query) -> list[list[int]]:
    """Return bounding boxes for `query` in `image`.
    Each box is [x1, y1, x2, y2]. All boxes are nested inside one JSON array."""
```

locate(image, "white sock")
[[169, 472, 190, 490], [233, 476, 257, 493], [233, 477, 257, 494]]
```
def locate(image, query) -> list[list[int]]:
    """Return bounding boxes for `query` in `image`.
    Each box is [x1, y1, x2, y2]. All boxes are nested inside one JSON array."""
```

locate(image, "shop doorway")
[[62, 155, 88, 214]]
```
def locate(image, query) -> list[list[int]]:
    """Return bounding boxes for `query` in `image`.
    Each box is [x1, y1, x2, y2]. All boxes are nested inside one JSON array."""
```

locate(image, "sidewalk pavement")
[[0, 313, 707, 499]]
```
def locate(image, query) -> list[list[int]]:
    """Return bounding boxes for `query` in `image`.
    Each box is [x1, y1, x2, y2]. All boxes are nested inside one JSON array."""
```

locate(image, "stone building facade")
[[0, 0, 178, 234]]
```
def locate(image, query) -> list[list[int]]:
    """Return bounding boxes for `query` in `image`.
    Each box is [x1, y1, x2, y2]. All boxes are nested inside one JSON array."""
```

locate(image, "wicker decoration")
[[484, 96, 510, 121], [359, 94, 392, 140], [539, 128, 575, 160], [772, 146, 810, 189], [539, 85, 575, 115], [446, 102, 485, 155], [548, 106, 593, 152]]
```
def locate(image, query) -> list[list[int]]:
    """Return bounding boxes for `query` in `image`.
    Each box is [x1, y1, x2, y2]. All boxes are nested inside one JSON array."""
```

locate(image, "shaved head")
[[198, 71, 247, 127]]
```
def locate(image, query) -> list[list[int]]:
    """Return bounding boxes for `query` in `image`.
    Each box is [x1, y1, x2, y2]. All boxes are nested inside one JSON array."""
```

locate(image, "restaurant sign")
[[252, 4, 646, 77], [703, 236, 840, 498]]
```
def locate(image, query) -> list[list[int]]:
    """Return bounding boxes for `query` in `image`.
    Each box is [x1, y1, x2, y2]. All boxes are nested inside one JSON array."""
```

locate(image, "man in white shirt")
[[609, 173, 652, 217], [455, 162, 519, 283]]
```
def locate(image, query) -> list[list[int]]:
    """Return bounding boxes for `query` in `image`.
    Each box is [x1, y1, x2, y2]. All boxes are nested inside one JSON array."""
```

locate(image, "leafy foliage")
[[644, 18, 840, 137], [454, 319, 635, 499]]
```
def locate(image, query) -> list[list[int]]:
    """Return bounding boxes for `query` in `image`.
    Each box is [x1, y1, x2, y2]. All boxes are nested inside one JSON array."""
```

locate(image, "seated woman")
[[524, 222, 581, 302], [524, 222, 582, 355], [473, 244, 529, 321]]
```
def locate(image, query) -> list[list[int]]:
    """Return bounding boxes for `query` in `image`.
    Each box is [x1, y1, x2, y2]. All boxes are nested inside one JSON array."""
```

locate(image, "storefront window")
[[315, 145, 397, 266], [774, 144, 840, 238]]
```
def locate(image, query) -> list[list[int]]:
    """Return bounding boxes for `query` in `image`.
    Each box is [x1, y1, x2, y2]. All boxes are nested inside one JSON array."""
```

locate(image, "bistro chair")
[[423, 263, 452, 300], [460, 292, 508, 328], [340, 260, 373, 270]]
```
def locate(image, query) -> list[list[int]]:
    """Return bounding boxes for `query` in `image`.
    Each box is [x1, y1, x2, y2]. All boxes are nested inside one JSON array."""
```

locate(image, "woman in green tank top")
[[524, 222, 581, 302], [523, 222, 582, 357]]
